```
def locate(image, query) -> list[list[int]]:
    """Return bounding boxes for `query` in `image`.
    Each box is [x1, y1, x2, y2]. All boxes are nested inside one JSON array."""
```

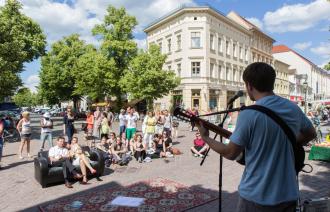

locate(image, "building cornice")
[[144, 6, 251, 36]]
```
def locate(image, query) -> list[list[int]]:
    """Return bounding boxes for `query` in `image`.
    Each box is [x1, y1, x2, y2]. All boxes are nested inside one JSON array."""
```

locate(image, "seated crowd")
[[44, 106, 207, 188]]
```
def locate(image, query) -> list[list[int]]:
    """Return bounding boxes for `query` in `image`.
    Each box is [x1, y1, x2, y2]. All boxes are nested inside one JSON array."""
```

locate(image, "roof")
[[272, 45, 314, 66], [144, 5, 250, 34], [227, 11, 275, 42]]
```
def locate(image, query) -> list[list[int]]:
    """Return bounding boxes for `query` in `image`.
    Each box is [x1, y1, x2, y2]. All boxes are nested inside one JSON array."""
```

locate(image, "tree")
[[120, 44, 180, 109], [324, 62, 330, 71], [74, 47, 117, 101], [39, 34, 89, 107], [0, 0, 46, 99], [12, 87, 38, 107], [92, 6, 138, 108]]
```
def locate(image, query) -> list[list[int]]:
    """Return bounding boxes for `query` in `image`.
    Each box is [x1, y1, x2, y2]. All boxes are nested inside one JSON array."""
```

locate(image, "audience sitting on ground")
[[48, 137, 82, 188], [153, 133, 163, 157], [120, 133, 129, 151], [191, 132, 208, 158], [161, 131, 173, 158], [132, 134, 146, 163], [111, 136, 130, 165], [108, 132, 116, 145], [96, 136, 112, 167], [70, 137, 97, 184]]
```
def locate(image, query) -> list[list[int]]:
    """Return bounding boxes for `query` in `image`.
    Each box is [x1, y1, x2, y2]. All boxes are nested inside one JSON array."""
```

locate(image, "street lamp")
[[303, 81, 308, 114]]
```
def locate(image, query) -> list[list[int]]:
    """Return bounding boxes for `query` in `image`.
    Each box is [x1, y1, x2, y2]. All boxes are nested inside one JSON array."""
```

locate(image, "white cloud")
[[264, 0, 330, 33], [293, 42, 312, 51], [246, 17, 263, 30], [311, 42, 330, 67], [25, 74, 40, 93], [16, 0, 196, 46], [311, 42, 330, 57]]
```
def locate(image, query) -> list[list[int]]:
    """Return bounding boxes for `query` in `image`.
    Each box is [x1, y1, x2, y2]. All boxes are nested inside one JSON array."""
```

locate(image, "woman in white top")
[[17, 111, 32, 159]]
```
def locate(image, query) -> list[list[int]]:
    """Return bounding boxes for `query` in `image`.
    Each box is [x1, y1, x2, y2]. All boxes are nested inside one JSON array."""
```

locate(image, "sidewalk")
[[0, 116, 329, 211]]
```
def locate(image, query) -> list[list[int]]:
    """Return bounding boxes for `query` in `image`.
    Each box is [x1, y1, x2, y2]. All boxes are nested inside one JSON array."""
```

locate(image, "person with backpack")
[[197, 62, 316, 212], [40, 112, 53, 151]]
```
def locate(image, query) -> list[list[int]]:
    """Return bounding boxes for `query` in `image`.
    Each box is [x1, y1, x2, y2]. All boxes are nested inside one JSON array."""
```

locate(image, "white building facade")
[[144, 6, 253, 112], [273, 45, 330, 103]]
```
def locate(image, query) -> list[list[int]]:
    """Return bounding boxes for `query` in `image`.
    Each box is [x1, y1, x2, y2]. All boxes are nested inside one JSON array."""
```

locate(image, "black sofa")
[[34, 147, 105, 188]]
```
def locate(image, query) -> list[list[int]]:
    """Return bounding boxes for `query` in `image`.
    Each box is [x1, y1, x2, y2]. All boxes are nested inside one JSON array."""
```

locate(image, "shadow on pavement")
[[1, 160, 34, 170], [299, 161, 330, 199]]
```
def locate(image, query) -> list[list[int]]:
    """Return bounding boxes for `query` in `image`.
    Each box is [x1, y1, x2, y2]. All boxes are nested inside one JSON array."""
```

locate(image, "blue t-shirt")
[[230, 95, 313, 205]]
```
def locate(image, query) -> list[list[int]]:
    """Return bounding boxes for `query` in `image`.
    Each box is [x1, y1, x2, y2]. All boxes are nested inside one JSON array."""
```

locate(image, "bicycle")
[[3, 128, 20, 143]]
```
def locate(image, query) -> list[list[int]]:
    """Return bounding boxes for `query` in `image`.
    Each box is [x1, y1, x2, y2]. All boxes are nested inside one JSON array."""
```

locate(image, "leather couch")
[[34, 147, 105, 188]]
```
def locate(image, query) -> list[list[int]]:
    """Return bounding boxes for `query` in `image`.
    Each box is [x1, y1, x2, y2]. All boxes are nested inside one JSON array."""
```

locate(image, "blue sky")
[[1, 0, 329, 92]]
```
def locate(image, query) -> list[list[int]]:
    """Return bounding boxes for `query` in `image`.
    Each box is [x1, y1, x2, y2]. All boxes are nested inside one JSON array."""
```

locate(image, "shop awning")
[[92, 102, 110, 107]]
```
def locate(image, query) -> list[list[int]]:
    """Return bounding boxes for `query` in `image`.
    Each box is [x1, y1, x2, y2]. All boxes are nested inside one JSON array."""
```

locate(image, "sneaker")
[[19, 155, 24, 160], [143, 157, 152, 163], [199, 154, 204, 158], [193, 154, 198, 157]]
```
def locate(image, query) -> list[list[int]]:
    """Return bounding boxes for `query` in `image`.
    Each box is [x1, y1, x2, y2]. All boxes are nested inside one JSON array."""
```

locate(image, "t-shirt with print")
[[229, 95, 313, 205], [126, 114, 137, 129]]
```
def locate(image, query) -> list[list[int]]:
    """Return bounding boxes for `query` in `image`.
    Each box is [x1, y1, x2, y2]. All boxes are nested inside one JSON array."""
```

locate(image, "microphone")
[[227, 90, 243, 106]]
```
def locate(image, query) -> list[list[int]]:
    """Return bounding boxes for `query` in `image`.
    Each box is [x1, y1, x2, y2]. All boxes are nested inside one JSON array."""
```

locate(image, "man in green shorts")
[[125, 107, 138, 141]]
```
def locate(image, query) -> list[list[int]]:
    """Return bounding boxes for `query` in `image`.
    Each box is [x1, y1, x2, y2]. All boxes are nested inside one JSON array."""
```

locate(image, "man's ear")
[[245, 82, 252, 92]]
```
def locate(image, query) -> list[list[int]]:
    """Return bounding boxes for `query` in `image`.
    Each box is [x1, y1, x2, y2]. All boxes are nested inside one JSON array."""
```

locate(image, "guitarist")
[[197, 62, 316, 212]]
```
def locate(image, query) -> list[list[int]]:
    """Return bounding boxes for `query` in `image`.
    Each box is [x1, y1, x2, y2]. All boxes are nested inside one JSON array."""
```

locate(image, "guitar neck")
[[192, 117, 232, 139]]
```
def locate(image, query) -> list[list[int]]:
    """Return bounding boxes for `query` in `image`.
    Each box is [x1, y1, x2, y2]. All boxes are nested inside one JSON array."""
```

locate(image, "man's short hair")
[[242, 62, 276, 92], [57, 136, 65, 141]]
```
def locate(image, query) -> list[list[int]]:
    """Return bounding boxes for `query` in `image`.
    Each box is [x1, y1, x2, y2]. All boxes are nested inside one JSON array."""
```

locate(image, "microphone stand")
[[200, 103, 234, 212]]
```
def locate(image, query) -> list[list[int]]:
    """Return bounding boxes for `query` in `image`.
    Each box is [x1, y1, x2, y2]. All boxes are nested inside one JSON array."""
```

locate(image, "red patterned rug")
[[39, 178, 218, 211]]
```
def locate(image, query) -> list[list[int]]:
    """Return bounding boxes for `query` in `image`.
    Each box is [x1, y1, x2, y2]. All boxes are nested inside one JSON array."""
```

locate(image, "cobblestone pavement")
[[0, 114, 329, 212]]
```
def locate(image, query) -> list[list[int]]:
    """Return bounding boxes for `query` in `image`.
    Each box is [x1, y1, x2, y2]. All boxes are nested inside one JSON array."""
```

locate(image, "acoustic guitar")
[[173, 107, 232, 139]]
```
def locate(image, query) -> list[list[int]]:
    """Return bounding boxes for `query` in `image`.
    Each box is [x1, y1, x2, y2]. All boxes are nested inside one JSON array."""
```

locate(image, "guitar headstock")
[[173, 107, 194, 122]]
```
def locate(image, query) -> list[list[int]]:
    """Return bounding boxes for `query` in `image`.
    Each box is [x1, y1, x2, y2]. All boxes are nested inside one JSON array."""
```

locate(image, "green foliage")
[[39, 34, 89, 105], [0, 70, 22, 100], [74, 47, 117, 101], [92, 6, 138, 105], [12, 87, 38, 107], [0, 0, 46, 100], [324, 62, 330, 71], [120, 44, 180, 109]]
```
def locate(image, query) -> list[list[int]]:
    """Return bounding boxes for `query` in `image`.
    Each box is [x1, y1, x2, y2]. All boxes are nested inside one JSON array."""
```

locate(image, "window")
[[233, 68, 236, 81], [233, 43, 237, 57], [167, 38, 171, 53], [210, 34, 215, 50], [177, 63, 181, 77], [210, 63, 214, 78], [226, 67, 230, 80], [168, 65, 171, 71], [159, 42, 162, 53], [245, 49, 248, 61], [226, 40, 230, 55], [194, 17, 197, 20], [239, 47, 243, 59], [191, 62, 200, 77], [218, 65, 222, 79], [191, 32, 201, 48], [176, 35, 181, 50], [218, 37, 222, 53]]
